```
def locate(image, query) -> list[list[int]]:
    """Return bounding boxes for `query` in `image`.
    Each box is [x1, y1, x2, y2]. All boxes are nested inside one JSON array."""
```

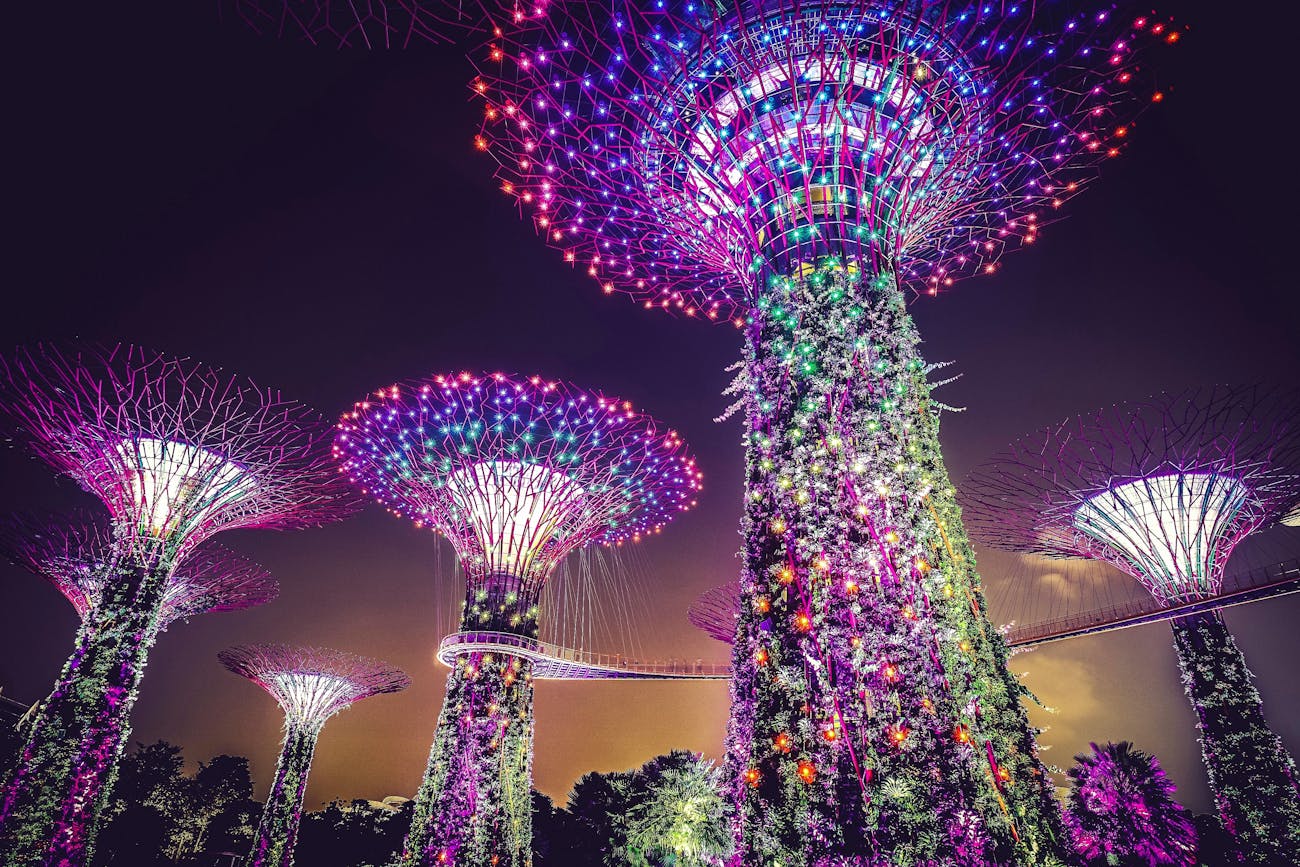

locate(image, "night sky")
[[1, 0, 1297, 818]]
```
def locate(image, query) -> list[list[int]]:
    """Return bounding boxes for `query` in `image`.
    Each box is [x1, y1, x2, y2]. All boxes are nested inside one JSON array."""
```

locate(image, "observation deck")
[[437, 631, 730, 680]]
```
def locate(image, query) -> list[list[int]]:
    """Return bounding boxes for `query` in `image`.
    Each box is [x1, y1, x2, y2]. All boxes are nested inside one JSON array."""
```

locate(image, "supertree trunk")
[[725, 263, 1061, 866], [0, 561, 168, 867], [915, 483, 1068, 861], [246, 721, 321, 867], [400, 593, 535, 867], [1171, 611, 1300, 866]]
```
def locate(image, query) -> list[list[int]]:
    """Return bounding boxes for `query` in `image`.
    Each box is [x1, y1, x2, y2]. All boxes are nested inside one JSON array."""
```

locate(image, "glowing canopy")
[[1073, 473, 1250, 603], [116, 438, 255, 539]]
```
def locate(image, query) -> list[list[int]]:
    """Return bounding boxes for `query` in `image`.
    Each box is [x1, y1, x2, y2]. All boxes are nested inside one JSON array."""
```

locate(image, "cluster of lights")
[[475, 0, 1181, 320], [334, 372, 702, 591]]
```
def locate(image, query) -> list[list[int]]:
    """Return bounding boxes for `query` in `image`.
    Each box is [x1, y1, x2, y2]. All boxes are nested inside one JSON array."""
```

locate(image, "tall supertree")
[[1064, 742, 1197, 867], [0, 510, 279, 629], [961, 386, 1300, 866], [219, 644, 409, 867], [335, 372, 701, 867], [474, 2, 1182, 862], [0, 343, 356, 867]]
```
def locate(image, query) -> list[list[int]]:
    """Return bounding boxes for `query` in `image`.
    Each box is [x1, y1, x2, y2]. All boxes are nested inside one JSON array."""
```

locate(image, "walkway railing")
[[436, 631, 729, 680], [1002, 558, 1300, 647]]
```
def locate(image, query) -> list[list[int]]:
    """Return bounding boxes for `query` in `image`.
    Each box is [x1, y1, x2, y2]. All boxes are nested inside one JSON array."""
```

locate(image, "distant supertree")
[[219, 644, 409, 867], [475, 2, 1182, 861], [688, 584, 740, 645], [962, 386, 1300, 866], [0, 343, 356, 867], [0, 509, 279, 628], [335, 372, 701, 867], [220, 0, 546, 46], [1064, 742, 1197, 867]]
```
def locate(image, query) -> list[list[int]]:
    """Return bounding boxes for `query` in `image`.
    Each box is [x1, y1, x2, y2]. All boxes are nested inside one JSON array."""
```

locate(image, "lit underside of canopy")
[[1073, 472, 1250, 604], [115, 438, 254, 538], [269, 671, 358, 726], [444, 460, 587, 579]]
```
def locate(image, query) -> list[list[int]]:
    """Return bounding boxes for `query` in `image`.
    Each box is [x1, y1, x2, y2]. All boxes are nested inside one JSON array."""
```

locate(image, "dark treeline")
[[89, 742, 730, 867]]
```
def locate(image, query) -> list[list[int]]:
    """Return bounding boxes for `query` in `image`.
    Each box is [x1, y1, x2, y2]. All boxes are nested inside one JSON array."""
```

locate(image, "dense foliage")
[[1064, 741, 1197, 867]]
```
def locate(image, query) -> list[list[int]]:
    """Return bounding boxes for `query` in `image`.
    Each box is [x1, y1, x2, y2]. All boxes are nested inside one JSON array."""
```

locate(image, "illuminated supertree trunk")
[[963, 386, 1300, 866], [220, 644, 409, 867], [249, 721, 320, 867], [729, 266, 1053, 864], [335, 373, 701, 867], [1171, 611, 1300, 865], [0, 344, 355, 867], [404, 610, 535, 867], [2, 559, 167, 864]]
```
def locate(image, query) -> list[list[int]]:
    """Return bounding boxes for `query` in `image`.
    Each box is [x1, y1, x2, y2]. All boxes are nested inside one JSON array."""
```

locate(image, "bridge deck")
[[437, 559, 1300, 679], [437, 632, 729, 680]]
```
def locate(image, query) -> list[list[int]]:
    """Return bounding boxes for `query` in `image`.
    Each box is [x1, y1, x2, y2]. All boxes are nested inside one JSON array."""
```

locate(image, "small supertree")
[[219, 644, 409, 867], [220, 0, 546, 46], [0, 343, 356, 867], [1065, 742, 1197, 867], [0, 509, 279, 629], [335, 371, 701, 867], [475, 3, 1184, 862], [962, 386, 1300, 866]]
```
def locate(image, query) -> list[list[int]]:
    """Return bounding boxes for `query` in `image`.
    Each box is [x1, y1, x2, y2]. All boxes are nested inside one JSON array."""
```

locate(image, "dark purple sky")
[[1, 1, 1297, 815]]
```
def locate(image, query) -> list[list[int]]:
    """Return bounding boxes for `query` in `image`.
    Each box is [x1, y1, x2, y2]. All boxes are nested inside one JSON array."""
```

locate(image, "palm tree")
[[1065, 742, 1197, 867], [623, 753, 731, 867]]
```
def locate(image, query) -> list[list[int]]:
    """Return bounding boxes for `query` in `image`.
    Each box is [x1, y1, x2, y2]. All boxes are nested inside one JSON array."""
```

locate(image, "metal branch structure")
[[961, 386, 1300, 865], [220, 0, 546, 46], [219, 644, 409, 867], [689, 584, 741, 645], [0, 510, 279, 629], [0, 343, 356, 867], [335, 371, 701, 867], [474, 3, 1182, 863]]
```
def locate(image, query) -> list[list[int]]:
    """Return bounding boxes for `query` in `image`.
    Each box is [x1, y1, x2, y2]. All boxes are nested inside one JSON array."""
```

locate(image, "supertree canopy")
[[335, 371, 701, 867], [0, 510, 279, 629], [689, 583, 741, 644], [962, 386, 1300, 866], [0, 343, 356, 867], [474, 3, 1180, 863], [478, 0, 1180, 319], [221, 0, 548, 46], [220, 644, 409, 867]]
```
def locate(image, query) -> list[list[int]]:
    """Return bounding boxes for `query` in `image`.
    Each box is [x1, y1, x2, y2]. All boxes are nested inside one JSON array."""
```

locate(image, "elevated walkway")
[[436, 631, 729, 680], [437, 558, 1300, 677]]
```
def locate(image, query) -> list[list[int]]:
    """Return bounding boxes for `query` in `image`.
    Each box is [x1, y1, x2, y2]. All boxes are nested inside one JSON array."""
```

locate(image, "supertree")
[[0, 343, 357, 867], [688, 584, 741, 645], [0, 509, 279, 629], [218, 644, 409, 867], [474, 2, 1182, 862], [219, 0, 547, 46], [334, 371, 702, 867], [1064, 742, 1197, 867], [961, 385, 1300, 866]]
